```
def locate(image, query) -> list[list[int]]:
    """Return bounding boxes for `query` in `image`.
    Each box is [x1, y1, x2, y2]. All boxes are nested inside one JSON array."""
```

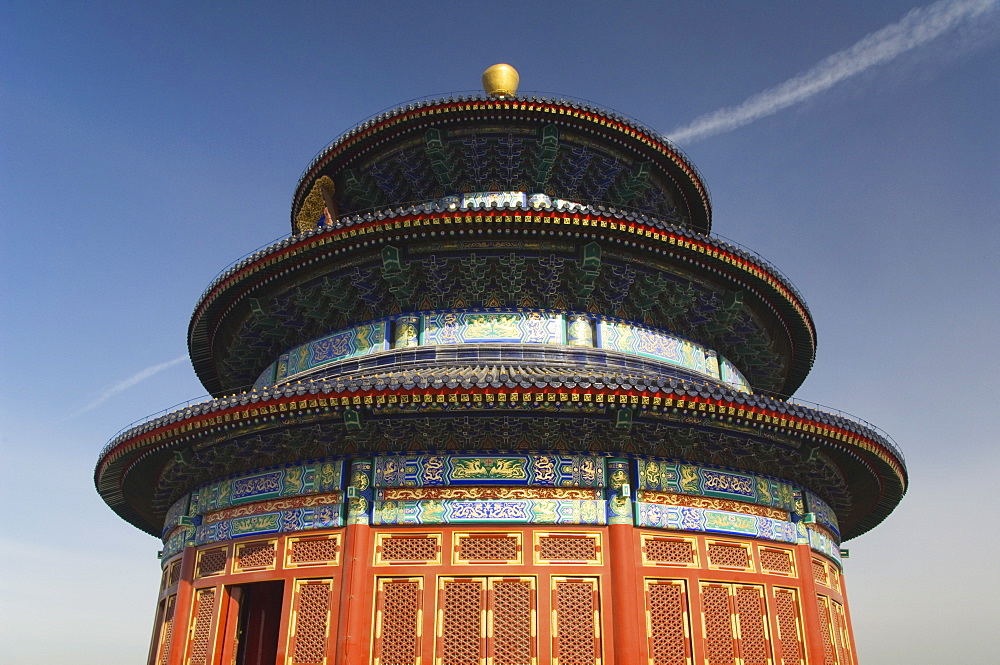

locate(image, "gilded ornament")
[[482, 63, 519, 98]]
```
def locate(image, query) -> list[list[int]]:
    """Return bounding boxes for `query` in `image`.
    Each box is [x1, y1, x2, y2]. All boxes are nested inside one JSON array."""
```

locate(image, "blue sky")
[[2, 2, 998, 663]]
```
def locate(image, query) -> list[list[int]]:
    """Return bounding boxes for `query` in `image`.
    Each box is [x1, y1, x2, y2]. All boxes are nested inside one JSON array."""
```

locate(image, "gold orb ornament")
[[482, 64, 519, 98]]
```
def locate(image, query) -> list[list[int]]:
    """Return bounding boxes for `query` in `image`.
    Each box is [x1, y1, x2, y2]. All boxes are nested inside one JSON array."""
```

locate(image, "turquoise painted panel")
[[635, 502, 797, 544], [194, 503, 342, 545], [805, 490, 840, 539], [808, 527, 842, 567], [605, 458, 633, 525], [422, 311, 563, 345], [161, 525, 195, 560], [373, 454, 605, 488], [719, 356, 751, 393], [636, 459, 797, 511], [598, 320, 713, 378], [371, 498, 606, 525], [281, 321, 387, 380], [161, 493, 191, 539], [191, 461, 344, 515]]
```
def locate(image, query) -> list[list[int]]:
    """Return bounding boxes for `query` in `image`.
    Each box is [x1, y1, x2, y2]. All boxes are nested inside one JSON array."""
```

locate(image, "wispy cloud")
[[73, 354, 188, 417], [667, 0, 997, 144]]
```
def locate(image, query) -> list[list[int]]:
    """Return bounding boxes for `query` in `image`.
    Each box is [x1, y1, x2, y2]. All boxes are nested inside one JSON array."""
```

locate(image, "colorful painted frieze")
[[194, 500, 343, 546], [635, 502, 797, 544], [719, 355, 751, 392], [371, 498, 606, 526], [191, 460, 343, 515], [161, 493, 191, 538], [376, 487, 602, 501], [636, 459, 797, 512], [421, 311, 563, 345], [161, 525, 195, 561], [598, 320, 712, 377], [373, 454, 605, 488], [274, 321, 387, 382], [637, 490, 789, 521], [808, 526, 842, 567], [805, 489, 841, 539]]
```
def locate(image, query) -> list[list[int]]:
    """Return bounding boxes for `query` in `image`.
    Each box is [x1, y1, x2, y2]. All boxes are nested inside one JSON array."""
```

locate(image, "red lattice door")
[[433, 576, 536, 665], [699, 582, 774, 665], [288, 579, 336, 665], [771, 588, 805, 665], [830, 600, 854, 665], [551, 577, 601, 665], [185, 587, 219, 665], [644, 579, 691, 665], [374, 577, 424, 665]]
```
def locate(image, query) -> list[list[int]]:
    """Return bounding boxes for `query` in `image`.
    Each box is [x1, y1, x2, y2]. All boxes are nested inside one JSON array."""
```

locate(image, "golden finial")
[[482, 63, 519, 98]]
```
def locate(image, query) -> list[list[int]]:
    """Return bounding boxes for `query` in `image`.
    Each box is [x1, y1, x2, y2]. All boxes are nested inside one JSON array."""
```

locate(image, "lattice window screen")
[[379, 536, 439, 563], [645, 579, 690, 665], [235, 541, 276, 571], [168, 560, 183, 587], [491, 578, 535, 665], [812, 559, 829, 587], [773, 588, 805, 665], [289, 536, 340, 565], [187, 587, 217, 665], [196, 548, 227, 578], [290, 580, 334, 665], [439, 578, 485, 665], [643, 538, 695, 565], [553, 578, 600, 665], [706, 542, 750, 569], [538, 536, 598, 562], [458, 536, 519, 562], [759, 547, 794, 574], [375, 578, 422, 665]]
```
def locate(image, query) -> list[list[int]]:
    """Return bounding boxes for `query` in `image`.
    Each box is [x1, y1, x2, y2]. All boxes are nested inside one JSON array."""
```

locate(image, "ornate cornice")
[[189, 207, 815, 397], [96, 372, 904, 541]]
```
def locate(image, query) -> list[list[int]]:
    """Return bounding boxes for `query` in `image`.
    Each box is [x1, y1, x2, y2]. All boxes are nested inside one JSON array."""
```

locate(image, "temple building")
[[96, 64, 906, 665]]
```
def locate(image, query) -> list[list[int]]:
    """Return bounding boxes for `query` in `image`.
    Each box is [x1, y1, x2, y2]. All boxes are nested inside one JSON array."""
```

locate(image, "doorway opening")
[[223, 581, 284, 665]]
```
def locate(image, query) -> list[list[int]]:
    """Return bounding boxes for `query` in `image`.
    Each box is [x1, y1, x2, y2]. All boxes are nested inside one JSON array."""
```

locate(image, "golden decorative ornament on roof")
[[482, 63, 519, 98]]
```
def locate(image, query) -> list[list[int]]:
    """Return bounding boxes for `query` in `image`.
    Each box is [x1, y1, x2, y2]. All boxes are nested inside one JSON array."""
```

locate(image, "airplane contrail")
[[667, 0, 997, 144], [73, 354, 188, 416]]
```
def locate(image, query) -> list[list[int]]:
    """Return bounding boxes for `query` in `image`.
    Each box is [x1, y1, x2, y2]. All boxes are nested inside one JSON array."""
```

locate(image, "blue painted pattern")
[[635, 502, 797, 544]]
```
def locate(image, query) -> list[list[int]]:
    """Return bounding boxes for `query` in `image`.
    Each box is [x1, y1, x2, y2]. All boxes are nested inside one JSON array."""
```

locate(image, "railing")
[[756, 389, 905, 463], [99, 394, 211, 460]]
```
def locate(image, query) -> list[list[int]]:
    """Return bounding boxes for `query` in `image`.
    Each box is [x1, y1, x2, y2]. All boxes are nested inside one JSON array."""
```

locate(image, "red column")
[[334, 459, 375, 665], [334, 523, 372, 665], [608, 524, 643, 665], [796, 542, 830, 665]]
